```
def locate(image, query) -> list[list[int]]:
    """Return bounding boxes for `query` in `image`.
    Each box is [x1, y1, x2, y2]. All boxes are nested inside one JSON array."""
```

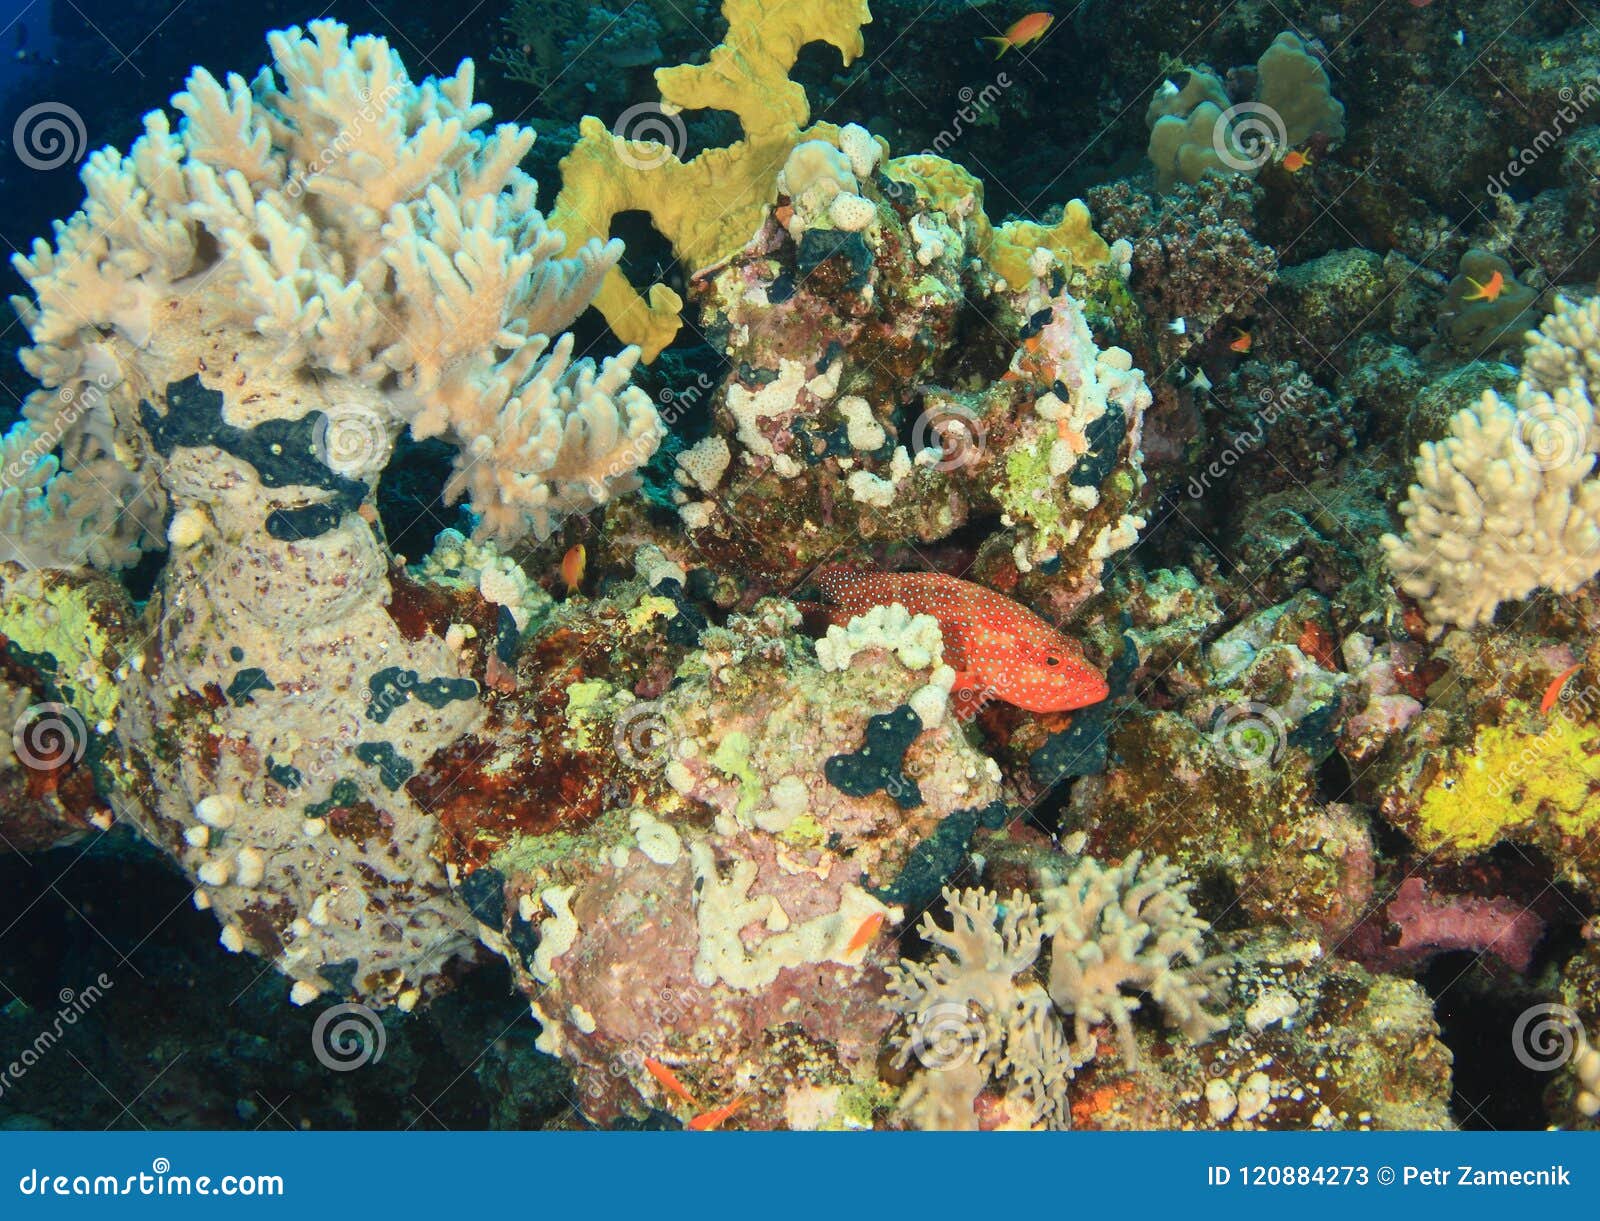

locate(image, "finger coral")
[[0, 20, 662, 1008], [1381, 293, 1600, 629], [887, 853, 1226, 1130], [7, 18, 660, 554]]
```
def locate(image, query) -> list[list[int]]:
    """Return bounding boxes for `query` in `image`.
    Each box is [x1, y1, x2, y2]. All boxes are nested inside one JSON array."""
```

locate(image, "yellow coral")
[[885, 155, 1109, 289], [0, 574, 120, 726], [548, 0, 872, 360], [1416, 704, 1600, 853]]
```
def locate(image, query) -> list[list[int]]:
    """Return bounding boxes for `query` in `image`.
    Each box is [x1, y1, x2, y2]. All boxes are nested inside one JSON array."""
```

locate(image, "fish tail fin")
[[982, 36, 1011, 57]]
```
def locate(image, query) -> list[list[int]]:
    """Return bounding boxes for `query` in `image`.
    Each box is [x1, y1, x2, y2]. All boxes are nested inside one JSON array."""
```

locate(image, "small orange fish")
[[687, 1095, 749, 1131], [1463, 269, 1505, 303], [816, 567, 1107, 714], [845, 911, 885, 955], [644, 1056, 698, 1106], [983, 11, 1053, 57], [1280, 149, 1311, 173], [560, 543, 586, 594], [1228, 328, 1253, 353], [1541, 663, 1583, 715]]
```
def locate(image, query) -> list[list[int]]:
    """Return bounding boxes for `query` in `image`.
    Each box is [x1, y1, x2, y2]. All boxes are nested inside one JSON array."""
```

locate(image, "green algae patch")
[[711, 731, 763, 816], [0, 580, 120, 726], [1416, 703, 1600, 853], [626, 595, 680, 632], [1000, 433, 1064, 540], [776, 811, 827, 848], [564, 679, 616, 748], [490, 806, 633, 877]]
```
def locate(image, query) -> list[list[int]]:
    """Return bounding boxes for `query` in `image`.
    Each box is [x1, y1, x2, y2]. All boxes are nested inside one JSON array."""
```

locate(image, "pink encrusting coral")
[[1349, 877, 1546, 975]]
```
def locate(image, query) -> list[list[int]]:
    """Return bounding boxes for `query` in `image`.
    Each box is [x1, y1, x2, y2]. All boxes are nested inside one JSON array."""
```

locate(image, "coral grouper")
[[816, 567, 1109, 713]]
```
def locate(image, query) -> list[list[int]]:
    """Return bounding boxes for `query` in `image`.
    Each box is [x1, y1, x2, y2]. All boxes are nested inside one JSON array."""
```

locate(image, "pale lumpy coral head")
[[4, 18, 662, 561]]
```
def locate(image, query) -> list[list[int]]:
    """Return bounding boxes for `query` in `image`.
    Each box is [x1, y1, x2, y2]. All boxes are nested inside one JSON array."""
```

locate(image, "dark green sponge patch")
[[140, 374, 368, 542], [266, 757, 302, 789], [825, 704, 923, 809], [355, 741, 414, 790], [365, 666, 478, 723], [870, 801, 1008, 913], [307, 778, 361, 817], [226, 668, 275, 706]]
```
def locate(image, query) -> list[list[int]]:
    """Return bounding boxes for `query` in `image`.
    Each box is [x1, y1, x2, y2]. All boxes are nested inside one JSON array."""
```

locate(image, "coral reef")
[[1383, 294, 1600, 630], [547, 0, 874, 358], [11, 0, 1600, 1138], [1146, 32, 1345, 192], [886, 854, 1225, 1130], [1, 20, 662, 1008]]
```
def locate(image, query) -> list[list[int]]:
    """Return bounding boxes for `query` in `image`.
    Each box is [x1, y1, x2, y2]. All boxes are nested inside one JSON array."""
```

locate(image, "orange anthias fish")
[[1228, 328, 1253, 353], [687, 1096, 749, 1131], [1542, 663, 1583, 715], [560, 543, 587, 594], [643, 1056, 698, 1106], [983, 11, 1054, 57], [845, 911, 886, 955], [815, 567, 1109, 714], [1280, 149, 1311, 173], [1463, 269, 1506, 303]]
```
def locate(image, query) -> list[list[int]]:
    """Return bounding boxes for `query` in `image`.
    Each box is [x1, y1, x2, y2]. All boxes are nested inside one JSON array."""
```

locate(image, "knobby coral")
[[1146, 31, 1345, 192], [1382, 293, 1600, 629]]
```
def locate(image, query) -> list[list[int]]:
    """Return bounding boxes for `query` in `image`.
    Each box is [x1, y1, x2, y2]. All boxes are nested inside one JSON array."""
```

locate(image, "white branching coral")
[[888, 887, 1070, 1131], [1040, 851, 1230, 1062], [887, 855, 1227, 1130], [4, 18, 661, 564], [1382, 295, 1600, 629]]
